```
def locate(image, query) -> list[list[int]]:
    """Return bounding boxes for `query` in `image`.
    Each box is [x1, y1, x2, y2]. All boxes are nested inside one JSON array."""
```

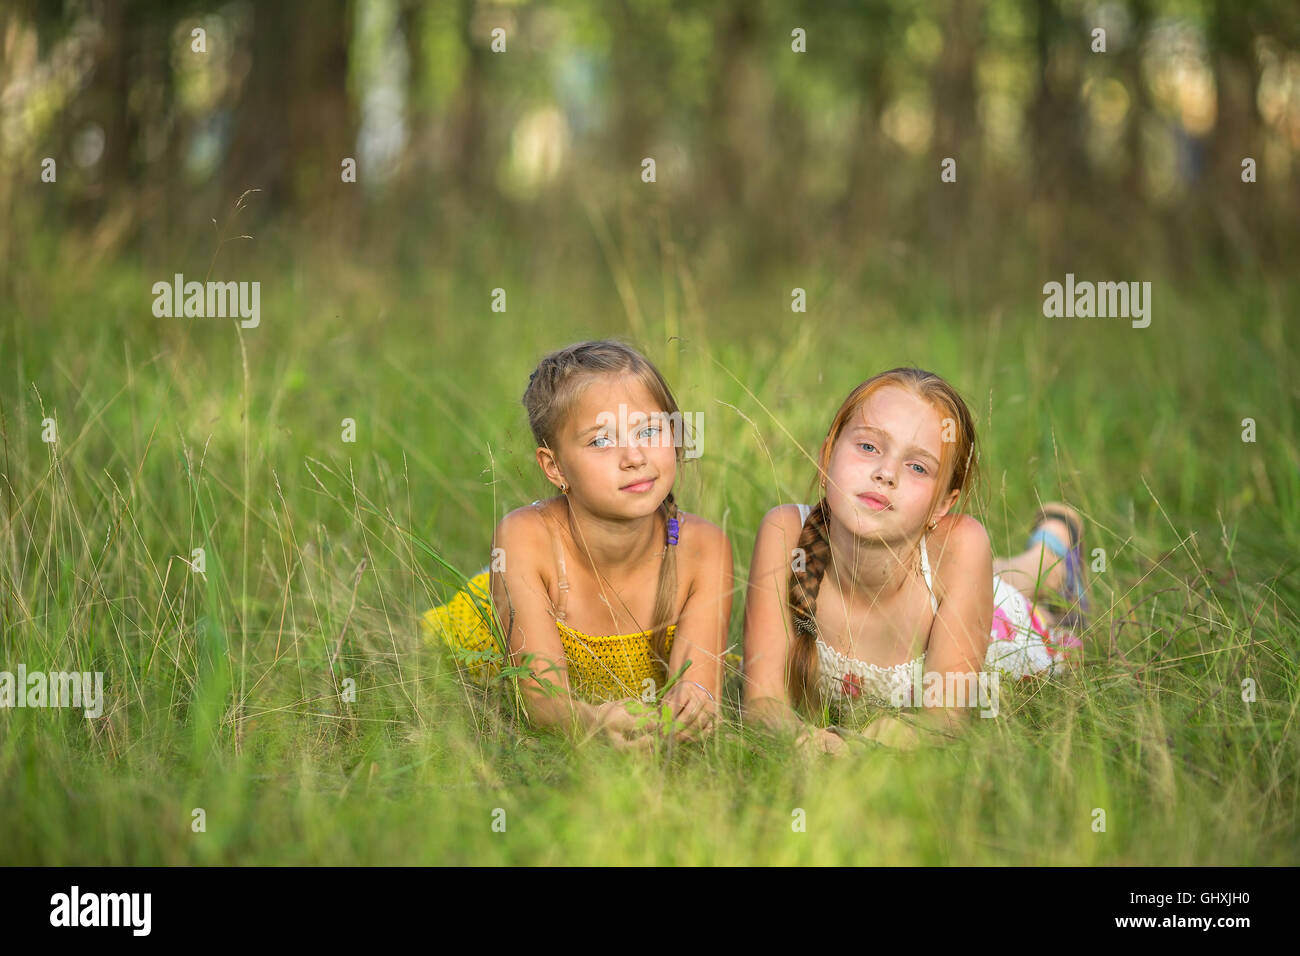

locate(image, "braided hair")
[[787, 498, 834, 713], [647, 491, 681, 668]]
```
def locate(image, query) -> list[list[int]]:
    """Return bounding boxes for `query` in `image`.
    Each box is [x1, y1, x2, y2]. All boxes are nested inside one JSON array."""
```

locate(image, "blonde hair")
[[522, 339, 689, 667], [786, 368, 980, 714]]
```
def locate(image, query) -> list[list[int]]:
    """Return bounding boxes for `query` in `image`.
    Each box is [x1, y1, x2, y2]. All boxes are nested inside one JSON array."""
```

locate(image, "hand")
[[591, 698, 662, 751], [795, 726, 850, 757], [661, 680, 718, 743], [861, 715, 922, 751]]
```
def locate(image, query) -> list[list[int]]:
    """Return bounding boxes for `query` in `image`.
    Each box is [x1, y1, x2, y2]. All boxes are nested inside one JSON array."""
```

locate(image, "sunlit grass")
[[0, 236, 1296, 864]]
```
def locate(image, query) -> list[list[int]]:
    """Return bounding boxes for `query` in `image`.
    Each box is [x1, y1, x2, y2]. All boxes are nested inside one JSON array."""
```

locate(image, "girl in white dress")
[[741, 367, 1088, 752]]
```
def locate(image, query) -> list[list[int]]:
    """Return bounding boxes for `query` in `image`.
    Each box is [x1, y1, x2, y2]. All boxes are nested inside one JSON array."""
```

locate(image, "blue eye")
[[592, 435, 614, 448], [860, 439, 926, 474], [639, 425, 661, 440]]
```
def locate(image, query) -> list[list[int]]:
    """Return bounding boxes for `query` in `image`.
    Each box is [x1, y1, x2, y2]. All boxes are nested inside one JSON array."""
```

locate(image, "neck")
[[824, 518, 921, 607], [564, 496, 662, 574]]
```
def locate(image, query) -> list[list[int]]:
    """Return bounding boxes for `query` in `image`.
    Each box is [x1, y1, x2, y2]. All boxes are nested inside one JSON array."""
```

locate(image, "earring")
[[560, 482, 568, 494]]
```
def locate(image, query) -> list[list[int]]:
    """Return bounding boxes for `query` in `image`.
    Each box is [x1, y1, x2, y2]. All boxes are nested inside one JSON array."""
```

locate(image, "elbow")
[[514, 677, 569, 729]]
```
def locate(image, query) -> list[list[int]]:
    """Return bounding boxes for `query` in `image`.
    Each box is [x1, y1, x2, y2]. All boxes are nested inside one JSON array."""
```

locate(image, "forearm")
[[744, 694, 806, 734], [909, 705, 971, 737], [667, 635, 724, 701], [671, 666, 721, 711], [519, 682, 610, 735]]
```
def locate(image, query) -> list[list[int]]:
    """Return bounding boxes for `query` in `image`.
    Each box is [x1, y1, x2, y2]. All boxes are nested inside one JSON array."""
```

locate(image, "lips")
[[621, 477, 656, 491], [857, 492, 891, 509]]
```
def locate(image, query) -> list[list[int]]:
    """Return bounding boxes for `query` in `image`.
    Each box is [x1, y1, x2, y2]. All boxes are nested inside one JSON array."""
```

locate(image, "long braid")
[[787, 498, 833, 713], [647, 491, 680, 671]]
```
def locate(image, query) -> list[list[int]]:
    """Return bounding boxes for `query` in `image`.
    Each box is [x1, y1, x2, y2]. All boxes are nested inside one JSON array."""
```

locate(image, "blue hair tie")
[[666, 517, 680, 546]]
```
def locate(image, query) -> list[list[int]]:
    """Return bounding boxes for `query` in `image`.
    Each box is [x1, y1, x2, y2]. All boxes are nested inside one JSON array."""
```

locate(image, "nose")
[[873, 458, 897, 487], [621, 434, 648, 466]]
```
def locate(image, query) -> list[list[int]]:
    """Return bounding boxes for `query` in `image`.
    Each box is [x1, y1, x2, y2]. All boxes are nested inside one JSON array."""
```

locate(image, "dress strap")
[[533, 500, 569, 622], [919, 534, 938, 614], [796, 502, 813, 525]]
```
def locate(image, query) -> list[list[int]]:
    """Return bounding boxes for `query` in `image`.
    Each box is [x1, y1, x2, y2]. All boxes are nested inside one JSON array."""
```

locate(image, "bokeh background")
[[1, 0, 1297, 864], [6, 0, 1300, 270]]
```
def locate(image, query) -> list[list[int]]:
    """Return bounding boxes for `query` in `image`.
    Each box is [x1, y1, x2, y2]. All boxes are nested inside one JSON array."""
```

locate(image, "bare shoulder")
[[926, 513, 993, 585], [676, 510, 732, 569], [757, 503, 810, 541], [491, 500, 554, 564], [746, 503, 812, 568]]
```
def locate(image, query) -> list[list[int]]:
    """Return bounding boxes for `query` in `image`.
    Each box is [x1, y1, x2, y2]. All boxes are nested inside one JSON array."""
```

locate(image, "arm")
[[741, 505, 811, 734], [905, 514, 995, 740], [660, 517, 734, 739], [487, 508, 634, 738]]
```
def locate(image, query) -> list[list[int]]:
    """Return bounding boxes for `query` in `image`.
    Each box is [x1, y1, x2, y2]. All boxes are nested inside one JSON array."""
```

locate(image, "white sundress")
[[791, 503, 1070, 707]]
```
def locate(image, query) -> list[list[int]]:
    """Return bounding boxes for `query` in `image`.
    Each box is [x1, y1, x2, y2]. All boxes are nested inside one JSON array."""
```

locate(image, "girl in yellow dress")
[[421, 340, 734, 748]]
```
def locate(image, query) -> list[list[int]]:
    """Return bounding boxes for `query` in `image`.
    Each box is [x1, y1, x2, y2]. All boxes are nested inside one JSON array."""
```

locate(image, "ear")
[[930, 487, 960, 522], [535, 446, 566, 491]]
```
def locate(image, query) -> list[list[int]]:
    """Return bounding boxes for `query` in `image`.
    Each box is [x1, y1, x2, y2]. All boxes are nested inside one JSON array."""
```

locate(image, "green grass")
[[1, 234, 1297, 865]]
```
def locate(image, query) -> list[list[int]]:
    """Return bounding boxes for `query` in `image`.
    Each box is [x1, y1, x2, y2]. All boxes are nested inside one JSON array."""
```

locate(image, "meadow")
[[2, 223, 1297, 866]]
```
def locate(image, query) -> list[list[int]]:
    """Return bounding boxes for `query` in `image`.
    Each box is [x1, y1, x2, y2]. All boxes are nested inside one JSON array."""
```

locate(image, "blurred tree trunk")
[[1028, 0, 1087, 272], [932, 0, 980, 173], [399, 0, 431, 189], [707, 2, 759, 210], [839, 10, 896, 253], [1121, 0, 1152, 204], [224, 0, 355, 222], [97, 0, 138, 214], [449, 0, 489, 201], [1207, 0, 1264, 267], [706, 1, 769, 260], [129, 13, 178, 261], [931, 0, 982, 284], [609, 0, 653, 170], [85, 1, 184, 257]]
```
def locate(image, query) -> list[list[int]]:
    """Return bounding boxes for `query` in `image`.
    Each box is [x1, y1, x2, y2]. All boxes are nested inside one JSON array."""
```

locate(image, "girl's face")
[[541, 373, 679, 520], [822, 385, 955, 543]]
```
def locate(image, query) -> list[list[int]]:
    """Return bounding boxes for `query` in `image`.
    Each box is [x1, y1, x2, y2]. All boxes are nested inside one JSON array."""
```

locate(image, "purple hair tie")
[[666, 517, 680, 546]]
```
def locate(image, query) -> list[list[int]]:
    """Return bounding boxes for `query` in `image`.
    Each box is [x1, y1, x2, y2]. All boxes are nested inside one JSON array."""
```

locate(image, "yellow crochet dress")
[[421, 570, 677, 704]]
